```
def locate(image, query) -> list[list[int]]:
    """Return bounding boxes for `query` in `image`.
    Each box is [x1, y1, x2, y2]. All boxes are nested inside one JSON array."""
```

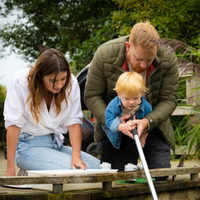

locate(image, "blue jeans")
[[15, 133, 100, 170]]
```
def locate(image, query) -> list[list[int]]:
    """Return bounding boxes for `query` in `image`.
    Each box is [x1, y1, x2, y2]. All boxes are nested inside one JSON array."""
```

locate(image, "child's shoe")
[[125, 163, 138, 182], [100, 162, 111, 170], [125, 163, 138, 171]]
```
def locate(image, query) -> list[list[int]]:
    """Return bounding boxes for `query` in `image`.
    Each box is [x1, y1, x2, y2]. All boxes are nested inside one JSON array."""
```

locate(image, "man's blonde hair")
[[114, 72, 147, 97], [129, 21, 160, 51]]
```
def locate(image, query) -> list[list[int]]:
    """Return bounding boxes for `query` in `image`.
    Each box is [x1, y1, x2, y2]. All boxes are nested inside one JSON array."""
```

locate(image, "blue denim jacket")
[[102, 96, 152, 149]]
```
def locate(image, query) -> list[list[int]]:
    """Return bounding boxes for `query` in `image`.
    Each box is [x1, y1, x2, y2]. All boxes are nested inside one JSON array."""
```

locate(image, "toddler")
[[100, 72, 152, 171]]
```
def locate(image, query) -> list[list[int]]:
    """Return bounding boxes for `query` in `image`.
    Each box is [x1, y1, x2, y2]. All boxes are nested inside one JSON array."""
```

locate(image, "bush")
[[0, 84, 6, 147], [160, 39, 200, 157], [0, 85, 6, 102]]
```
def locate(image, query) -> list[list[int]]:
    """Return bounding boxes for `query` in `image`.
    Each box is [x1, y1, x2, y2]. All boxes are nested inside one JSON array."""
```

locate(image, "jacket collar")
[[152, 54, 161, 69], [112, 36, 129, 73], [139, 96, 145, 112], [112, 37, 166, 77]]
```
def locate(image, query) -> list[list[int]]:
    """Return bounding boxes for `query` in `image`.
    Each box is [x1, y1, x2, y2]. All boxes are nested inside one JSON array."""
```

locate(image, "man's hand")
[[139, 131, 149, 148], [131, 118, 148, 137], [118, 116, 149, 139]]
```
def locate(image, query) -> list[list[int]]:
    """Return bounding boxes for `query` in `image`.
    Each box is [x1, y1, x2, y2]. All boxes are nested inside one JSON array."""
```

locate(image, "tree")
[[0, 0, 118, 62], [0, 84, 6, 102], [112, 0, 200, 48], [1, 0, 200, 72], [70, 16, 118, 74]]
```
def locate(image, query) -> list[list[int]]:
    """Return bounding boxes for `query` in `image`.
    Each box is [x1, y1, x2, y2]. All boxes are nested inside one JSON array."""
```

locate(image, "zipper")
[[112, 64, 126, 73], [146, 63, 172, 151], [146, 63, 161, 84], [113, 60, 174, 153]]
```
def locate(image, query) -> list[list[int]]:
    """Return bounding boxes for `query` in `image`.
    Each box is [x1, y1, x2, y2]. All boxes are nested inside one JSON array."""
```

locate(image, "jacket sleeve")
[[84, 47, 107, 125], [145, 50, 179, 131], [105, 104, 121, 132]]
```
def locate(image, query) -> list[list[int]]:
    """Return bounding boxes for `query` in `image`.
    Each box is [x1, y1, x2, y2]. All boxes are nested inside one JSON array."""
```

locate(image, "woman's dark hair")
[[26, 48, 72, 123]]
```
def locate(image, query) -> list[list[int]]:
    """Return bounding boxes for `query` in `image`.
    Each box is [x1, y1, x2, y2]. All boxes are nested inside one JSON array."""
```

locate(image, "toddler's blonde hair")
[[114, 72, 147, 97]]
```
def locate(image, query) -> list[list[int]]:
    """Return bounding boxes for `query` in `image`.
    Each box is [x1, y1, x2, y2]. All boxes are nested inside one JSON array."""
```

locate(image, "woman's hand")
[[71, 153, 87, 169], [4, 167, 16, 176], [5, 125, 20, 176], [68, 124, 87, 170]]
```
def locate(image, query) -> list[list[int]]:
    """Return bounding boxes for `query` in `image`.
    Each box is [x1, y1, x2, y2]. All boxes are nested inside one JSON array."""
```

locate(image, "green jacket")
[[84, 36, 179, 153]]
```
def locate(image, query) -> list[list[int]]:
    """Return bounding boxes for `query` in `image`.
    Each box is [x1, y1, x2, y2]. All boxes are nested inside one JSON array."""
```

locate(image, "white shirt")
[[4, 67, 83, 147]]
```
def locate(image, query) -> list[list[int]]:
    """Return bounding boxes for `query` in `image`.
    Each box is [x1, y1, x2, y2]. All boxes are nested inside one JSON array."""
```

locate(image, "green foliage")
[[171, 116, 189, 146], [0, 85, 6, 102], [161, 38, 200, 156], [0, 85, 6, 146], [112, 0, 200, 48], [70, 16, 118, 74], [0, 0, 118, 64], [1, 0, 200, 73]]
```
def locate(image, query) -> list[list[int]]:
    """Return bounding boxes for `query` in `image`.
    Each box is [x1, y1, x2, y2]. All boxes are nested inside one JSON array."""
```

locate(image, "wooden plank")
[[102, 182, 112, 191], [175, 137, 197, 155], [0, 167, 200, 186], [172, 106, 193, 116], [186, 78, 196, 105], [1, 179, 200, 199], [175, 145, 196, 155], [173, 73, 196, 116], [53, 183, 63, 194], [178, 68, 193, 78]]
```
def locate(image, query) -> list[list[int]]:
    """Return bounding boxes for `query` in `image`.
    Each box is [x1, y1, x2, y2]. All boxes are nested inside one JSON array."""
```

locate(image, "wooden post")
[[190, 173, 198, 181], [102, 181, 112, 191], [52, 183, 63, 194], [171, 70, 199, 155]]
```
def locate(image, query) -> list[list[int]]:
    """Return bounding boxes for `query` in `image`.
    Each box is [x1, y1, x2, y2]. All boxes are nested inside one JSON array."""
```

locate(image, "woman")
[[4, 48, 100, 176]]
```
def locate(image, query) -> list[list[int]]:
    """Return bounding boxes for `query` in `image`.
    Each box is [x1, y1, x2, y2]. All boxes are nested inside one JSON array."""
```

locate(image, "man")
[[84, 21, 179, 181]]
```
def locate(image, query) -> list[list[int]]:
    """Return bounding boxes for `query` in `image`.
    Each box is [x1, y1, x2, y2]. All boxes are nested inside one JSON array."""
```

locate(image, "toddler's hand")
[[126, 120, 136, 131], [119, 114, 131, 124]]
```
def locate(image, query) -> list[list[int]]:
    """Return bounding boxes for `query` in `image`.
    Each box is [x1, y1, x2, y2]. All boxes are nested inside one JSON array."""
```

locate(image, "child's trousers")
[[101, 128, 171, 181]]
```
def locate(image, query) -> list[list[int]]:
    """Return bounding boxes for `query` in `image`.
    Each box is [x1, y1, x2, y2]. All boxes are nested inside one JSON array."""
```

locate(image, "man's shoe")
[[125, 163, 138, 182]]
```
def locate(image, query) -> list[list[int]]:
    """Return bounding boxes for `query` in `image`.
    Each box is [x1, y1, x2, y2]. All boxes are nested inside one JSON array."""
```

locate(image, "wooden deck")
[[0, 149, 200, 200]]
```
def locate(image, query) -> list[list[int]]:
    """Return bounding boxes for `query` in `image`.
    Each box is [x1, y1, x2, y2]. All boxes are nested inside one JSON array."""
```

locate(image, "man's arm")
[[84, 48, 107, 125], [145, 50, 179, 131]]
